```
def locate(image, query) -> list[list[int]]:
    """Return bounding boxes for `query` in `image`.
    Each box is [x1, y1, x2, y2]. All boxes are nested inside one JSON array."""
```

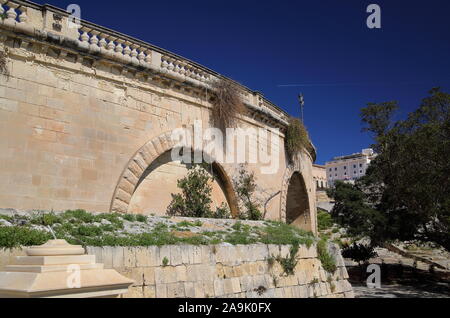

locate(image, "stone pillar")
[[0, 240, 133, 298]]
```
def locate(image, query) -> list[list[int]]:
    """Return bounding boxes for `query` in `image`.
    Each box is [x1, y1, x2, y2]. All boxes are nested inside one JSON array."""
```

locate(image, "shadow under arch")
[[280, 159, 313, 232], [110, 129, 239, 217]]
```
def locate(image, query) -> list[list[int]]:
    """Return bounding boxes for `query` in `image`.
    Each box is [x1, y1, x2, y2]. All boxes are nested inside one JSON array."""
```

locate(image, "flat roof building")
[[325, 149, 377, 185]]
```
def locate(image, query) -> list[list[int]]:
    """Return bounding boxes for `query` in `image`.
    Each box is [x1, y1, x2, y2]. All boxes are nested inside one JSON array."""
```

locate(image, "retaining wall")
[[0, 243, 354, 298]]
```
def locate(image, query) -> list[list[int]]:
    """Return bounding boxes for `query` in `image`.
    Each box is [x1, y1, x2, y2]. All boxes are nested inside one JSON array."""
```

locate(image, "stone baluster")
[[161, 55, 169, 69], [89, 30, 100, 54], [14, 5, 32, 34], [0, 1, 4, 20], [123, 41, 132, 63], [79, 27, 90, 50], [130, 44, 139, 66], [174, 60, 181, 74], [106, 36, 116, 58], [3, 1, 18, 28], [185, 65, 192, 77], [115, 39, 125, 62], [167, 57, 175, 71], [144, 49, 152, 66], [98, 33, 108, 55], [138, 47, 146, 66], [179, 62, 186, 75]]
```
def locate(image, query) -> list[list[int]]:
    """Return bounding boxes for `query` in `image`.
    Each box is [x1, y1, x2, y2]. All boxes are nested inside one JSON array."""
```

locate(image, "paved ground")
[[353, 283, 450, 298]]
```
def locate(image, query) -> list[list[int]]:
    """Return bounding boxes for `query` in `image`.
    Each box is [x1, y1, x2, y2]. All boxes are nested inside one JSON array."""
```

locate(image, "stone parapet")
[[0, 0, 294, 131]]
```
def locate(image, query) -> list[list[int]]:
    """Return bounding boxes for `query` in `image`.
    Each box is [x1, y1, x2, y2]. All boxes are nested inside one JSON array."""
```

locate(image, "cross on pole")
[[298, 93, 305, 123]]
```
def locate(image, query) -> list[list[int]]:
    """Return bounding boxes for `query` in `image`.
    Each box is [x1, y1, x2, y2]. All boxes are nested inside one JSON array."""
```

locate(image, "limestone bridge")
[[0, 0, 318, 233]]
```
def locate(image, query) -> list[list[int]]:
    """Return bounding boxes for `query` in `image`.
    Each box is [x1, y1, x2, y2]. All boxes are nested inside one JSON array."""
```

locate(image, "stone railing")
[[0, 0, 292, 128]]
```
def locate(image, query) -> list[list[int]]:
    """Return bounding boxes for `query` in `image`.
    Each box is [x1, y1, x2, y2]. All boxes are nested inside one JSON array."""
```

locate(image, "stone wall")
[[0, 243, 354, 298]]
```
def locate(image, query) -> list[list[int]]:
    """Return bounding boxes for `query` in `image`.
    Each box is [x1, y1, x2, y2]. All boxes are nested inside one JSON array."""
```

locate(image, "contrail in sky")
[[277, 80, 450, 88]]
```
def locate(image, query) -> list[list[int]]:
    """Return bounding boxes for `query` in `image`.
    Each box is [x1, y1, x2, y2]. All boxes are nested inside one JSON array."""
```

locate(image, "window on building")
[[353, 165, 356, 169], [359, 164, 363, 168], [344, 166, 347, 170], [335, 167, 337, 171], [360, 170, 363, 174]]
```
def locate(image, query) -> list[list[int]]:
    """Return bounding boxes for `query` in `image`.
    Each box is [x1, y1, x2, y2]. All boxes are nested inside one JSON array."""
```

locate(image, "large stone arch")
[[110, 129, 239, 216], [279, 155, 314, 232]]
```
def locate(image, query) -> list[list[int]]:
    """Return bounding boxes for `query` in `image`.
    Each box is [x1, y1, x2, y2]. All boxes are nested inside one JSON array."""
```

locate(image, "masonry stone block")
[[167, 282, 185, 298], [170, 245, 183, 266]]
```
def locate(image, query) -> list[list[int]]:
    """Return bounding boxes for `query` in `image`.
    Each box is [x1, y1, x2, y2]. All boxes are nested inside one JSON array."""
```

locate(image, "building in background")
[[325, 149, 377, 186], [312, 164, 328, 190]]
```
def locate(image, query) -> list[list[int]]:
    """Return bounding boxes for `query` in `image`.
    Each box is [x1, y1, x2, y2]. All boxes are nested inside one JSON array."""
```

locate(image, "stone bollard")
[[0, 240, 133, 298]]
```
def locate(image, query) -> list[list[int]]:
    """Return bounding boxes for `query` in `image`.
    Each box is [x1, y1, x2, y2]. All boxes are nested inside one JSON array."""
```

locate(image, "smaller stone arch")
[[279, 155, 314, 232], [110, 129, 239, 217]]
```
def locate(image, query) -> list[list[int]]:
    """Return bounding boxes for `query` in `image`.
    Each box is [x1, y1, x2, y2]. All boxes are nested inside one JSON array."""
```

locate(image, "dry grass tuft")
[[0, 49, 9, 77], [285, 117, 313, 162], [210, 78, 246, 131]]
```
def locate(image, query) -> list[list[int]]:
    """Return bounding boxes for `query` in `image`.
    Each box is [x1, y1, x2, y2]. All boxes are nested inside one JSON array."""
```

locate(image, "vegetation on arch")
[[327, 88, 450, 251], [285, 117, 314, 162], [210, 78, 246, 132]]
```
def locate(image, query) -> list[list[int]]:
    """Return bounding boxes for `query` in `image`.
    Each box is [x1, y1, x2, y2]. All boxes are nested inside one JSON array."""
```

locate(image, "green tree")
[[167, 165, 213, 218], [328, 88, 450, 250], [234, 166, 262, 220]]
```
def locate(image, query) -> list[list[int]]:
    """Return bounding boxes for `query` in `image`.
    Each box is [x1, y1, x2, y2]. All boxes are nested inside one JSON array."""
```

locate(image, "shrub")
[[317, 209, 333, 231], [136, 215, 147, 223], [63, 209, 96, 223], [167, 165, 213, 218], [341, 243, 378, 265], [233, 166, 262, 221], [0, 226, 52, 249], [31, 212, 62, 226], [211, 203, 231, 219], [123, 214, 136, 222], [285, 117, 312, 162], [210, 78, 245, 131], [317, 239, 337, 273]]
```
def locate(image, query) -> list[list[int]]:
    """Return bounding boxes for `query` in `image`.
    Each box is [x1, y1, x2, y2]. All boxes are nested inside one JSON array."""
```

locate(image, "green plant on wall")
[[317, 238, 337, 273], [285, 117, 313, 162], [276, 243, 299, 276]]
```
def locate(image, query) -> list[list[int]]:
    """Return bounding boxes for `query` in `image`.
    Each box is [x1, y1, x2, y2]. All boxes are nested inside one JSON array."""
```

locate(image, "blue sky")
[[37, 0, 450, 164]]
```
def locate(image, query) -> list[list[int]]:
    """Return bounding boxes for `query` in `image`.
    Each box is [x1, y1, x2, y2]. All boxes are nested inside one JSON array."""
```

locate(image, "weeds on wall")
[[210, 78, 245, 132], [0, 48, 9, 78], [275, 243, 300, 276], [285, 117, 313, 162], [317, 238, 337, 273]]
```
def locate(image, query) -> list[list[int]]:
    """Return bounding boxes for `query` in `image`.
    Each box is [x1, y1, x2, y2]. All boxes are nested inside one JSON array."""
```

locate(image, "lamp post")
[[298, 93, 305, 123]]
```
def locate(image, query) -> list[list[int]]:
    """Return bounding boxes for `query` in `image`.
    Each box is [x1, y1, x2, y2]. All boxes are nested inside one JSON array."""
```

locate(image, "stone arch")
[[110, 129, 239, 217], [279, 157, 313, 231]]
